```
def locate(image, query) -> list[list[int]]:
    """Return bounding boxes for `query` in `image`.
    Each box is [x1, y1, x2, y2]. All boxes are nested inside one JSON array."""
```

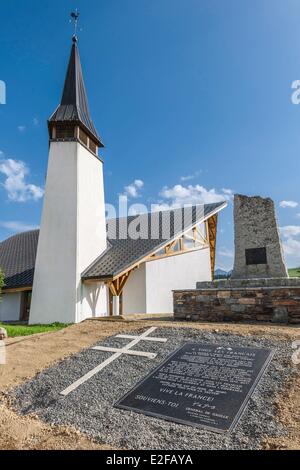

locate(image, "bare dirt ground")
[[0, 318, 299, 450]]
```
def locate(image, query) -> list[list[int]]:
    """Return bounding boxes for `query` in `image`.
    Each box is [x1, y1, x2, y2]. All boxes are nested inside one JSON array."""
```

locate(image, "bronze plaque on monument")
[[245, 247, 267, 265], [115, 343, 274, 433]]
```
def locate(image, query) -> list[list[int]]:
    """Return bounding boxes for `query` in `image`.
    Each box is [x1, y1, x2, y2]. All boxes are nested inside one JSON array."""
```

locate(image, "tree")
[[0, 269, 4, 301]]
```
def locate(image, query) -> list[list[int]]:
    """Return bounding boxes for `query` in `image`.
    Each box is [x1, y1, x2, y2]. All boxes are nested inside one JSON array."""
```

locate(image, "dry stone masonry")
[[232, 194, 288, 279], [174, 278, 300, 325]]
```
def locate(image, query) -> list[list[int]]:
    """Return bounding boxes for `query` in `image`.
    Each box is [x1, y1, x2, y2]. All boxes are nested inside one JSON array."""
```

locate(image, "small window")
[[55, 123, 75, 139], [89, 139, 97, 155], [79, 128, 88, 146]]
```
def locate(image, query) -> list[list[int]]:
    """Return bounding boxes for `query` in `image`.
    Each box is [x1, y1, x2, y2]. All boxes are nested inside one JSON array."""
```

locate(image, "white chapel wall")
[[122, 264, 146, 315], [76, 144, 107, 321], [79, 282, 108, 321], [30, 141, 78, 325], [30, 142, 108, 324], [145, 248, 212, 314], [0, 292, 21, 322], [76, 144, 107, 275]]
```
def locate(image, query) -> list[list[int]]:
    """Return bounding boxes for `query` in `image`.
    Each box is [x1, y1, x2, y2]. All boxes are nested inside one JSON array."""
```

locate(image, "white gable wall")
[[122, 248, 211, 315], [0, 292, 21, 322], [145, 248, 211, 313], [122, 264, 146, 314]]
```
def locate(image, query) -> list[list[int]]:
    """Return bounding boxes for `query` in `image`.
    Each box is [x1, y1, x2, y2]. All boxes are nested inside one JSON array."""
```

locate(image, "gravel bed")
[[12, 327, 297, 450]]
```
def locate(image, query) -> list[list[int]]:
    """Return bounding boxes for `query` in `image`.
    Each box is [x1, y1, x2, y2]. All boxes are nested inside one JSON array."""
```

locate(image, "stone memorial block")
[[115, 342, 274, 433], [232, 194, 288, 279]]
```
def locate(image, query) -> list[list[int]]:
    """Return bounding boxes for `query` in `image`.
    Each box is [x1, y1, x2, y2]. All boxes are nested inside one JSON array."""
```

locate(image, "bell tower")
[[29, 32, 107, 324]]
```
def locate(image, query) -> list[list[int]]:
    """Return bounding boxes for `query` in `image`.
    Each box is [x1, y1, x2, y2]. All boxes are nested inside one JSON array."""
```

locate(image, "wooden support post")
[[107, 272, 131, 316], [192, 227, 197, 246], [179, 236, 184, 251], [207, 214, 218, 280]]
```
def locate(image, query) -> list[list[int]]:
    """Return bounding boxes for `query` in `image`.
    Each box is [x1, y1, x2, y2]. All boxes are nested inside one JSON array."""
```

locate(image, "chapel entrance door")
[[20, 291, 32, 322]]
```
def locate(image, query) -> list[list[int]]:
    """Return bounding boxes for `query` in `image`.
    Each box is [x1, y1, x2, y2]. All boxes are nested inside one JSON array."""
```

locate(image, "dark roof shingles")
[[48, 42, 103, 147], [83, 203, 225, 280], [0, 230, 38, 289]]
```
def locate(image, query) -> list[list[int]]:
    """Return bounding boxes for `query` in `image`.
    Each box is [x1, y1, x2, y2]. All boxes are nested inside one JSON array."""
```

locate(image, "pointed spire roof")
[[49, 38, 104, 148]]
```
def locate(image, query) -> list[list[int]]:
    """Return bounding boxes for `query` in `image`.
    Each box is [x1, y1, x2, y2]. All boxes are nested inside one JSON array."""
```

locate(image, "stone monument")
[[232, 194, 288, 279], [173, 193, 300, 325]]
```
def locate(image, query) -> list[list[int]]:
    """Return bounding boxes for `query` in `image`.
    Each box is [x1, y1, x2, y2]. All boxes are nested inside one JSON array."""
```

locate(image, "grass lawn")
[[0, 322, 69, 338], [288, 267, 300, 278]]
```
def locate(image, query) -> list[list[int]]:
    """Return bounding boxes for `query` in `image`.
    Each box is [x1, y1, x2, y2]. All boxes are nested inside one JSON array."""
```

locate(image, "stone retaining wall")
[[173, 283, 300, 324]]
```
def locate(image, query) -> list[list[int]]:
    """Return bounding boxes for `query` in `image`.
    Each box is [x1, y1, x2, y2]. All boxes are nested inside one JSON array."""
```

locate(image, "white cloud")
[[0, 221, 39, 233], [222, 188, 234, 197], [17, 125, 26, 133], [280, 225, 300, 238], [282, 237, 300, 256], [0, 157, 44, 202], [180, 175, 194, 182], [279, 200, 298, 208], [152, 184, 233, 211], [122, 179, 144, 199], [33, 117, 39, 126], [218, 247, 234, 258], [180, 171, 202, 182], [280, 225, 300, 267]]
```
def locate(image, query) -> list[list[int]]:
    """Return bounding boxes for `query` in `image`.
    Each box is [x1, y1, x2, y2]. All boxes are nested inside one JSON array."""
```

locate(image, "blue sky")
[[0, 0, 300, 269]]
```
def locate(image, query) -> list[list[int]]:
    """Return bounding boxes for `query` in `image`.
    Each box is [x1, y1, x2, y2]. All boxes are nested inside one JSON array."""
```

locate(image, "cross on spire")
[[70, 9, 80, 43], [48, 15, 104, 149]]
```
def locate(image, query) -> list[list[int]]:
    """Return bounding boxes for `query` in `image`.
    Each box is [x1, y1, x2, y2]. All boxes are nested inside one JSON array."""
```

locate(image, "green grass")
[[288, 267, 300, 278], [0, 322, 69, 338]]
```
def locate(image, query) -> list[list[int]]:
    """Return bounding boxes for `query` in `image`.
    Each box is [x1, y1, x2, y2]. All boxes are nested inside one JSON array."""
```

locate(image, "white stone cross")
[[60, 327, 167, 396]]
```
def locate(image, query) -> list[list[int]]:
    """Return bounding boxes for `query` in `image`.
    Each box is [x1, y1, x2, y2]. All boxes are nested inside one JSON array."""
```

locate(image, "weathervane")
[[70, 9, 80, 42]]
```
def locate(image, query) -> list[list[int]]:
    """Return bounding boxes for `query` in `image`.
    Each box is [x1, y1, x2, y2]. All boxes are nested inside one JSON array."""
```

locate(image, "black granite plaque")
[[115, 343, 274, 433], [245, 247, 267, 265]]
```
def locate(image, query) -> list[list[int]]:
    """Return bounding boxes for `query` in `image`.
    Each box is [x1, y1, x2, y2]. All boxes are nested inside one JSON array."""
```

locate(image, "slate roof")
[[48, 40, 104, 147], [0, 230, 38, 290], [82, 202, 226, 280], [0, 202, 226, 289]]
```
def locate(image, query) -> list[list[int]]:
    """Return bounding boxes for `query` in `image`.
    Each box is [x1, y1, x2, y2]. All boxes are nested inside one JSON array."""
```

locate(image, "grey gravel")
[[12, 327, 297, 450]]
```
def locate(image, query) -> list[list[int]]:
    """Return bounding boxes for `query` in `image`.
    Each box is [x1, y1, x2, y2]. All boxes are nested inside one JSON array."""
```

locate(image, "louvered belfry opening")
[[55, 122, 76, 140], [48, 39, 104, 156]]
